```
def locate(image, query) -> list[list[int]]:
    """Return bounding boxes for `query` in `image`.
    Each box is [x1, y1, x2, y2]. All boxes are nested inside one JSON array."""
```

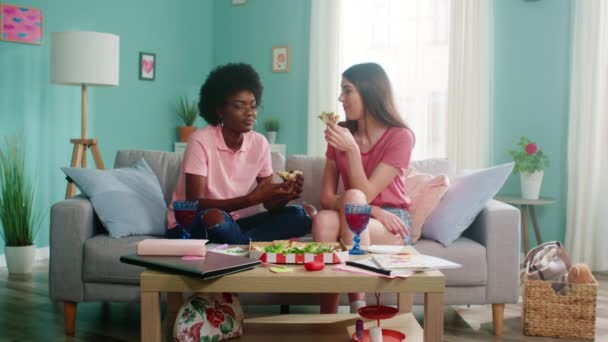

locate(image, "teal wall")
[[212, 0, 311, 155], [1, 0, 574, 256], [493, 0, 572, 245], [0, 0, 214, 255]]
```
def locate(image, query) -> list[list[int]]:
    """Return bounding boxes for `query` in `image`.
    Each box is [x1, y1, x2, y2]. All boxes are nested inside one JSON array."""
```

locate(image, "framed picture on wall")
[[0, 3, 43, 45], [272, 46, 290, 73], [139, 52, 156, 81]]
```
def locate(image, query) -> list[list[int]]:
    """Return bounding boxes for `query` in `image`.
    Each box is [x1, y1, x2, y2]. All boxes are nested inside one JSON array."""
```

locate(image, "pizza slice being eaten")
[[317, 111, 339, 125], [276, 170, 303, 182]]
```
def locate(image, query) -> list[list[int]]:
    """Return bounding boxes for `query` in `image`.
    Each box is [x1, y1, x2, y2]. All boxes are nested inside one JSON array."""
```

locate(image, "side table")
[[495, 195, 555, 255]]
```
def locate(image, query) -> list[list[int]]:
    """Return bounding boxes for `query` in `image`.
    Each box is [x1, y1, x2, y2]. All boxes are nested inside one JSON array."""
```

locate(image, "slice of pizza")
[[317, 111, 339, 125], [276, 170, 303, 182]]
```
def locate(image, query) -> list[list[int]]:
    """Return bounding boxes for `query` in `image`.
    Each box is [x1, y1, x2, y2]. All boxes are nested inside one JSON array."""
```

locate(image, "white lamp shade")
[[51, 31, 119, 86]]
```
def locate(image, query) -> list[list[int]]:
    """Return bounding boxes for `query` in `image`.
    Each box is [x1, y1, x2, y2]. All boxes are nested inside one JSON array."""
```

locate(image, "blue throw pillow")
[[62, 158, 167, 238], [422, 162, 514, 246]]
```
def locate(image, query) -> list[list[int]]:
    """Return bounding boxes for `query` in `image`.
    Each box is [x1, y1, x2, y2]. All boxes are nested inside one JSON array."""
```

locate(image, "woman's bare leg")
[[338, 190, 369, 311], [312, 210, 341, 313]]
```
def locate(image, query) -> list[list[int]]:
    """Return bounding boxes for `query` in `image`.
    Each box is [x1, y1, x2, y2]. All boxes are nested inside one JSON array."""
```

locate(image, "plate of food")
[[249, 240, 348, 264]]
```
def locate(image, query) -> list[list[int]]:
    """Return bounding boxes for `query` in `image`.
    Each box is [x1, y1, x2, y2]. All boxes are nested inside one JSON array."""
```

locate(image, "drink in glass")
[[344, 203, 371, 255]]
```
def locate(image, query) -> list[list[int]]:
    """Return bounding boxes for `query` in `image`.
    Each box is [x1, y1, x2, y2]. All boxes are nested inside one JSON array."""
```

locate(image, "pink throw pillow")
[[406, 170, 450, 243]]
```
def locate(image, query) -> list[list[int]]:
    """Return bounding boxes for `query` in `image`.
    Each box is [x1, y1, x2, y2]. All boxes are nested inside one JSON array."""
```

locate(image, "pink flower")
[[525, 143, 538, 155]]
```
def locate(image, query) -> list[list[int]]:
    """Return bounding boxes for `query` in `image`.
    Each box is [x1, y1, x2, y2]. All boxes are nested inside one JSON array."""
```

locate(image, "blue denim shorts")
[[382, 207, 413, 245]]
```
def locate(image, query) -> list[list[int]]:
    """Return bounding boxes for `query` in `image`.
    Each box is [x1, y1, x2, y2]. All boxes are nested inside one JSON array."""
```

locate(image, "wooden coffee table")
[[139, 246, 445, 342]]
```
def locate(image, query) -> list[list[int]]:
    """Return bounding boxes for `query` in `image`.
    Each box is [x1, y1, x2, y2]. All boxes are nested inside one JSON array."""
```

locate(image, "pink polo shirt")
[[167, 125, 273, 229], [326, 127, 414, 209]]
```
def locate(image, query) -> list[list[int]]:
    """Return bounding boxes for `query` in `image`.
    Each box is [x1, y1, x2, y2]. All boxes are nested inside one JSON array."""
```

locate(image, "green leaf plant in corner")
[[264, 117, 280, 132], [0, 137, 42, 247], [177, 96, 198, 127]]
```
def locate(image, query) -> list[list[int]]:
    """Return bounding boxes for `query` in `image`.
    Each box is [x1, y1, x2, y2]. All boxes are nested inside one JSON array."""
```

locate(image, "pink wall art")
[[139, 52, 156, 81], [0, 3, 42, 45]]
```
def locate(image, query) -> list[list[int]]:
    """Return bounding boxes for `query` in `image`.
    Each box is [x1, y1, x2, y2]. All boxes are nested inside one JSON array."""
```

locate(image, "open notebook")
[[346, 254, 461, 276]]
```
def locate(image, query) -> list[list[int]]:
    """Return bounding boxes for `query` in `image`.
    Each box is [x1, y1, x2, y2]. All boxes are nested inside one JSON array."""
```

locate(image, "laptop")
[[120, 251, 261, 279]]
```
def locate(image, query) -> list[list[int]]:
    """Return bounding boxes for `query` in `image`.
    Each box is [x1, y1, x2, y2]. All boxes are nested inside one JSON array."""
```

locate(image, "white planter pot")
[[267, 131, 277, 144], [5, 245, 36, 274], [521, 170, 544, 200]]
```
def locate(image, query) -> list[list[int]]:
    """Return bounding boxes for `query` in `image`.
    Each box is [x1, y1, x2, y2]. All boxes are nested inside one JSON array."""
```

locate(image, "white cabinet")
[[175, 142, 286, 156], [174, 142, 187, 154], [270, 144, 286, 157]]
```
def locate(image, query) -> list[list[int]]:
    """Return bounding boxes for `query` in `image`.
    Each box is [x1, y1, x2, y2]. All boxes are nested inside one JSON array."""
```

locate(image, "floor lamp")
[[51, 31, 120, 198]]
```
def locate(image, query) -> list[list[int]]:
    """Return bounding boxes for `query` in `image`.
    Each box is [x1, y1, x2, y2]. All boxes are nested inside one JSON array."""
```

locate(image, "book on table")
[[346, 253, 461, 276]]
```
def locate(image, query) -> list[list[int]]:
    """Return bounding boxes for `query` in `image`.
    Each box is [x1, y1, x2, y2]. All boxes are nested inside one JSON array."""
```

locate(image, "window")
[[338, 0, 451, 160]]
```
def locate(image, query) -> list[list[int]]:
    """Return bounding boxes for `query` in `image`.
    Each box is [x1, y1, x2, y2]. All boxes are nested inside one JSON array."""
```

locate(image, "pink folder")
[[137, 239, 208, 256]]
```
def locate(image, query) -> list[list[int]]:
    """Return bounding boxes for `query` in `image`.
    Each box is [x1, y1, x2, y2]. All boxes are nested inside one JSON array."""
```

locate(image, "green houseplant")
[[0, 138, 42, 274], [264, 117, 279, 144], [509, 136, 550, 199], [176, 96, 198, 142]]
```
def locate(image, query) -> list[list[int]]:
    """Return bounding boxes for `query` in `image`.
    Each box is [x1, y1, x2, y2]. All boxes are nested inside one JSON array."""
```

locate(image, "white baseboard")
[[0, 246, 49, 268]]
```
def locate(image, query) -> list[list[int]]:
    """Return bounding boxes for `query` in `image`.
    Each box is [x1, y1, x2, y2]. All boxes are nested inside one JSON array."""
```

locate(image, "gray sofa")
[[50, 149, 521, 336]]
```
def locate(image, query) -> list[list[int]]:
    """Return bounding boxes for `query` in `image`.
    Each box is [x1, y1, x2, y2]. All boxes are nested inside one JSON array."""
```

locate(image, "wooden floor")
[[1, 261, 606, 341]]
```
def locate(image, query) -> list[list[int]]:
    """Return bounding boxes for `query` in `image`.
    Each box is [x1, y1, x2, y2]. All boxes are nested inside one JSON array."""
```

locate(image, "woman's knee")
[[201, 209, 226, 227], [312, 210, 339, 241], [341, 189, 366, 205]]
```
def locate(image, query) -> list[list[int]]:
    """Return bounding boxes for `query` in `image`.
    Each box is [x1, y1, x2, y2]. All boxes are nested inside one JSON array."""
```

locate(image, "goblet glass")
[[173, 200, 198, 239], [344, 203, 371, 255]]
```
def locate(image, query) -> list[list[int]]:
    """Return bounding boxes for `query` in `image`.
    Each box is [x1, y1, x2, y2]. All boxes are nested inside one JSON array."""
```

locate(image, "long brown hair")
[[340, 63, 409, 134]]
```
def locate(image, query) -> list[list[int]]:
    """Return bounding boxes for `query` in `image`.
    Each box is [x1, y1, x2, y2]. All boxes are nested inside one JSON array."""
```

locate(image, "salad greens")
[[263, 243, 335, 254]]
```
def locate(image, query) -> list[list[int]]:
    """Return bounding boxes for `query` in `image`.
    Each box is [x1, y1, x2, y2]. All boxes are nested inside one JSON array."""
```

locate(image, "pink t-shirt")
[[167, 125, 273, 229], [326, 127, 414, 208]]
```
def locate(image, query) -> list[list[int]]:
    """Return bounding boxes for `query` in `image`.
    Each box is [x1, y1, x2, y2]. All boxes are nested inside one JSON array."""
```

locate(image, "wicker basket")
[[522, 278, 598, 340]]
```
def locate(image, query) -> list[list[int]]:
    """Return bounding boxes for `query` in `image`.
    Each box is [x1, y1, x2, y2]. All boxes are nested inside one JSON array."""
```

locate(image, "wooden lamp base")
[[65, 138, 105, 198]]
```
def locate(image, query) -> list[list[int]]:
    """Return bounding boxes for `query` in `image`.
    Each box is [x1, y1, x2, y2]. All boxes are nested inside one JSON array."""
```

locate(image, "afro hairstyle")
[[198, 63, 263, 126]]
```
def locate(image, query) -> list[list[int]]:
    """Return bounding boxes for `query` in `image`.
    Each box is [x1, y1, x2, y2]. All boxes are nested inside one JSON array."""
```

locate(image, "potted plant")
[[176, 96, 198, 142], [264, 117, 279, 144], [0, 138, 41, 274], [510, 136, 550, 200]]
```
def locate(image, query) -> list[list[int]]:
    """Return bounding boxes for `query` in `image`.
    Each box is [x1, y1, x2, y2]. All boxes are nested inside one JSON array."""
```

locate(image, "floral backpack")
[[174, 292, 244, 342]]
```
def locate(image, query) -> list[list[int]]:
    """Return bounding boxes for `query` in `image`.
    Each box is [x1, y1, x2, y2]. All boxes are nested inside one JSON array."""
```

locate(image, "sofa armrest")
[[49, 195, 96, 302], [463, 199, 521, 304]]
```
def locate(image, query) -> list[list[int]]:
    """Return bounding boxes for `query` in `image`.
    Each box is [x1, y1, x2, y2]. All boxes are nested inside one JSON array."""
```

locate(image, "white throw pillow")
[[422, 162, 514, 246]]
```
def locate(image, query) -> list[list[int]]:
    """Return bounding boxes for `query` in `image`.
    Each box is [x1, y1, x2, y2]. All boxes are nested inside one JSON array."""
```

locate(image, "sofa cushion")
[[115, 150, 183, 206], [83, 235, 159, 284], [422, 162, 514, 246], [286, 155, 343, 209], [406, 171, 450, 243], [63, 158, 168, 238], [414, 237, 487, 286]]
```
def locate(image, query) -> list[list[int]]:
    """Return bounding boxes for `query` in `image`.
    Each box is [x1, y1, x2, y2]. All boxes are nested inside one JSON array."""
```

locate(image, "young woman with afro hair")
[[166, 63, 312, 243]]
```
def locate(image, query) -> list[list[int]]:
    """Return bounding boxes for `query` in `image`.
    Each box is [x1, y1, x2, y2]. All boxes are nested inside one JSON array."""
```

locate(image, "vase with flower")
[[509, 137, 550, 199]]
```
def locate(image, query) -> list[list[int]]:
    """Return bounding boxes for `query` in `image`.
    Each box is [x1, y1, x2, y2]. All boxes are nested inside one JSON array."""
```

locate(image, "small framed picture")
[[272, 46, 290, 73], [0, 3, 43, 45], [139, 52, 156, 81]]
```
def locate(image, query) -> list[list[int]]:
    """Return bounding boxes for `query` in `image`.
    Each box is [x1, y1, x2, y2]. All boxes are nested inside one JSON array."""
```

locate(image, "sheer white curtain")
[[339, 0, 451, 161], [446, 0, 493, 170], [308, 0, 492, 163], [307, 0, 343, 157], [566, 0, 608, 271]]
